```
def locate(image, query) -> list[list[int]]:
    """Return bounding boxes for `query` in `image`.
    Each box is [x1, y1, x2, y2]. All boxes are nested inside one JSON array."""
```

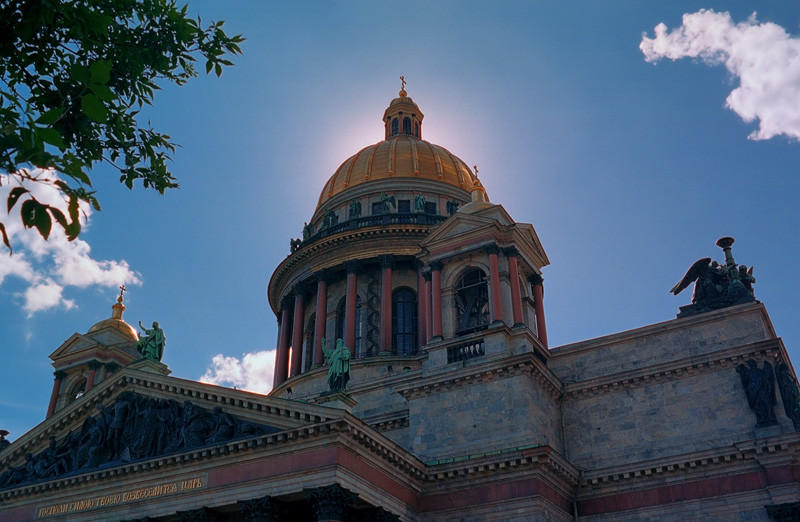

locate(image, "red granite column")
[[423, 271, 433, 342], [487, 244, 503, 323], [379, 254, 395, 354], [84, 360, 101, 392], [414, 260, 427, 347], [530, 274, 548, 347], [46, 371, 66, 418], [503, 247, 524, 326], [430, 260, 443, 339], [290, 283, 305, 377], [313, 270, 329, 367], [274, 297, 292, 387], [343, 260, 359, 353]]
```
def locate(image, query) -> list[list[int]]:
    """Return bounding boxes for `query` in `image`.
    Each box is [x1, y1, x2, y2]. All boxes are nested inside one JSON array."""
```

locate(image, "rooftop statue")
[[670, 237, 756, 317], [321, 337, 351, 392], [137, 321, 166, 362], [414, 193, 426, 213], [380, 192, 396, 213]]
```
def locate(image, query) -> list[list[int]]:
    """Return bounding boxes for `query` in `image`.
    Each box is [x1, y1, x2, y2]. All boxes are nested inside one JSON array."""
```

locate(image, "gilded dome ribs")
[[410, 138, 419, 176], [431, 144, 444, 180], [364, 142, 378, 181], [388, 138, 397, 176]]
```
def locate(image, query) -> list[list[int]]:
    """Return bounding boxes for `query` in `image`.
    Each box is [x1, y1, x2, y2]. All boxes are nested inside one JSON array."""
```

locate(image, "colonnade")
[[273, 244, 547, 388]]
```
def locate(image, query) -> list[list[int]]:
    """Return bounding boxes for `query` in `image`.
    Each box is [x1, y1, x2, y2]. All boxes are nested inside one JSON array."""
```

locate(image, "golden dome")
[[87, 292, 138, 341], [316, 135, 479, 209]]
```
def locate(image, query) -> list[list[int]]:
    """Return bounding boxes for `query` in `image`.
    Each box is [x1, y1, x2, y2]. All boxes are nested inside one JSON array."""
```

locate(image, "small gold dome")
[[87, 293, 138, 341]]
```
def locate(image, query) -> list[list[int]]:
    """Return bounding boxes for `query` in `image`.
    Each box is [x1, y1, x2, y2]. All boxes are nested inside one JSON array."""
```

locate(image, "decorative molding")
[[564, 339, 781, 399], [238, 494, 286, 522], [315, 268, 331, 283], [344, 259, 360, 274], [305, 483, 356, 521], [397, 353, 562, 401], [379, 254, 396, 269], [502, 246, 519, 258]]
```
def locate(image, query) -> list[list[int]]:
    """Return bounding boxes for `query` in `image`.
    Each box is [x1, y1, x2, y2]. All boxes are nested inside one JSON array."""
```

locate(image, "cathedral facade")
[[1, 90, 800, 521]]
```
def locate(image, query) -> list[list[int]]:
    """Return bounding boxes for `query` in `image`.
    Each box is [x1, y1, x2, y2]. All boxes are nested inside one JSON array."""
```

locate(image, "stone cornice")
[[578, 431, 800, 495], [550, 301, 773, 358], [396, 351, 562, 400], [268, 224, 435, 312], [564, 339, 782, 399], [423, 444, 580, 492]]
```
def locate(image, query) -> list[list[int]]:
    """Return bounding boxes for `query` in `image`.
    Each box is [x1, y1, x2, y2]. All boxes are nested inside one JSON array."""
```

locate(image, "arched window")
[[403, 117, 411, 134], [455, 269, 490, 335], [392, 288, 417, 356], [414, 122, 420, 137], [335, 296, 362, 356], [304, 313, 315, 372], [69, 378, 87, 403], [391, 118, 399, 136]]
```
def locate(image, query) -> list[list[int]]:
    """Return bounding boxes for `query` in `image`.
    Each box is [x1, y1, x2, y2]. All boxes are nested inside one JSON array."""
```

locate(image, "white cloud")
[[199, 350, 276, 395], [640, 9, 800, 141], [0, 170, 141, 315]]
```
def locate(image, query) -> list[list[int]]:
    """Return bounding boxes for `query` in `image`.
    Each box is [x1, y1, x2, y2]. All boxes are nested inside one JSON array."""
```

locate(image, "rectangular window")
[[424, 202, 437, 215], [372, 202, 383, 215], [397, 200, 410, 213]]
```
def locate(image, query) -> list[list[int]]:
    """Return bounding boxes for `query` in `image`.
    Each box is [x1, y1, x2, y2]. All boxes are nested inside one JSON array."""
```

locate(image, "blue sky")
[[2, 1, 800, 440]]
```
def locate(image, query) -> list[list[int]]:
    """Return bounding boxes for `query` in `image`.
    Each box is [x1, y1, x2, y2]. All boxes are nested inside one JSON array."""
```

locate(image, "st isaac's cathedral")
[[2, 88, 800, 521]]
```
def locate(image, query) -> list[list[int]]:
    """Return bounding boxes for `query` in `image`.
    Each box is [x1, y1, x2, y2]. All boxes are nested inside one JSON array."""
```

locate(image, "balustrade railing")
[[447, 338, 486, 363], [301, 213, 448, 248]]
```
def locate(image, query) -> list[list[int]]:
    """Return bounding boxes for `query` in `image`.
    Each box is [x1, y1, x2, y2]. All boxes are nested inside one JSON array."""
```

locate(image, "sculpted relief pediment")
[[0, 389, 281, 490]]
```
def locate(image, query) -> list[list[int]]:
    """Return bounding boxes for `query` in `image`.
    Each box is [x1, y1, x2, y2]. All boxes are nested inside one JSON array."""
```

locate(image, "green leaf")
[[7, 187, 28, 212], [36, 127, 66, 150], [81, 94, 108, 122], [90, 60, 112, 85], [20, 199, 37, 227], [49, 207, 68, 229], [70, 64, 90, 84], [34, 206, 52, 239], [0, 222, 10, 252], [36, 107, 65, 126], [89, 83, 115, 102]]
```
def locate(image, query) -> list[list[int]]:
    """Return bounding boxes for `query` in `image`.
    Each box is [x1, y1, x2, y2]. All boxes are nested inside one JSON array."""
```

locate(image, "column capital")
[[422, 270, 432, 281], [486, 243, 500, 255], [177, 506, 221, 522], [529, 273, 544, 286], [280, 295, 294, 311], [315, 268, 331, 283], [238, 494, 286, 522], [305, 483, 356, 521], [379, 254, 396, 269], [412, 258, 425, 271], [354, 507, 401, 522], [502, 246, 519, 258], [54, 370, 67, 380], [343, 259, 359, 274], [104, 361, 121, 373], [292, 281, 309, 297], [87, 360, 102, 370], [429, 259, 444, 272]]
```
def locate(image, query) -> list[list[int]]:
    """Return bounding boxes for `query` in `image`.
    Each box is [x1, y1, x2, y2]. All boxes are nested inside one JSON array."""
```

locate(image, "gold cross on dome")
[[400, 76, 406, 90], [473, 165, 479, 177], [119, 284, 126, 299]]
